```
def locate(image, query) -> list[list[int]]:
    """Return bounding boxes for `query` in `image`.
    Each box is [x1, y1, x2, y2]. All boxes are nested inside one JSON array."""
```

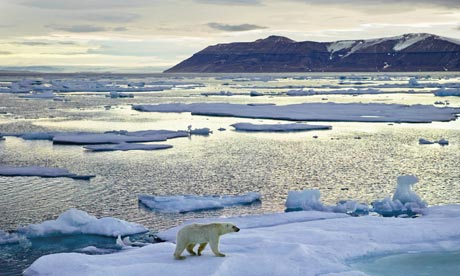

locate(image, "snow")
[[18, 208, 148, 238], [433, 88, 460, 96], [393, 33, 430, 51], [326, 40, 357, 54], [132, 102, 460, 123], [84, 143, 172, 152], [24, 205, 460, 276], [231, 122, 331, 132], [0, 166, 95, 180], [138, 192, 261, 213], [372, 175, 427, 217]]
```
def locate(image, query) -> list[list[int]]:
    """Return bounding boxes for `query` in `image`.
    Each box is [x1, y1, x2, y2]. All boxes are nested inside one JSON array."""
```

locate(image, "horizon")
[[1, 0, 460, 73]]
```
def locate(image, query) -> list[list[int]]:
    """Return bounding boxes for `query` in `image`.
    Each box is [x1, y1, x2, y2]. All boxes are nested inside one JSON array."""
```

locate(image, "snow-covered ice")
[[84, 143, 172, 152], [18, 208, 148, 238], [372, 175, 427, 217], [231, 122, 331, 132], [0, 230, 25, 245], [0, 166, 95, 180], [24, 205, 460, 276], [132, 102, 460, 123], [138, 192, 261, 213]]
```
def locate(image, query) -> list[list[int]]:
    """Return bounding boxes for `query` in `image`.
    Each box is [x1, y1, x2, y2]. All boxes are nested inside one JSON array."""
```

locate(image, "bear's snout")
[[233, 226, 240, 232]]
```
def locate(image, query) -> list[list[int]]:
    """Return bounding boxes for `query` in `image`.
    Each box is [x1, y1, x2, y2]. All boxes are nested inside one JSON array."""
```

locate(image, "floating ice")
[[0, 166, 95, 180], [138, 192, 261, 213], [437, 138, 449, 145], [419, 138, 435, 144], [286, 89, 315, 96], [419, 138, 449, 146], [84, 143, 172, 152], [0, 230, 25, 245], [53, 130, 188, 145], [187, 125, 212, 136], [433, 88, 460, 96], [285, 189, 326, 212], [231, 122, 331, 132], [132, 102, 460, 123], [108, 91, 134, 98], [250, 91, 263, 97], [24, 204, 460, 276], [18, 208, 147, 238], [76, 246, 118, 255], [372, 175, 427, 217]]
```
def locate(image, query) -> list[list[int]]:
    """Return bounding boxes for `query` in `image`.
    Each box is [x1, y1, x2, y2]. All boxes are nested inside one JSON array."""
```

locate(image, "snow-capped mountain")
[[165, 33, 460, 72]]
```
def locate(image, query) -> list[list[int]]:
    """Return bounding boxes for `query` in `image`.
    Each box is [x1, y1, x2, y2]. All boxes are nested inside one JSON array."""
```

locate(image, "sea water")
[[1, 72, 459, 274]]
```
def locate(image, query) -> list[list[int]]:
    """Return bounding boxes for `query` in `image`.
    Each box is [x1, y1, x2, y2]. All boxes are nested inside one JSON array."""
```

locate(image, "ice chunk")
[[285, 189, 327, 212], [187, 126, 212, 136], [18, 208, 147, 238], [84, 143, 172, 152], [437, 138, 449, 145], [108, 91, 134, 98], [419, 138, 435, 145], [419, 138, 449, 146], [332, 200, 370, 216], [0, 230, 26, 245], [249, 91, 263, 97], [231, 122, 331, 132], [132, 102, 460, 123], [433, 88, 460, 96], [76, 246, 118, 255], [372, 175, 427, 216], [0, 166, 95, 180], [286, 89, 315, 96], [138, 192, 261, 213]]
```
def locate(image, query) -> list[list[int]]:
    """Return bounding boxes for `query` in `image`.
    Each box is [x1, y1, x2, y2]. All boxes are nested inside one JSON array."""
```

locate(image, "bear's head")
[[222, 223, 240, 234]]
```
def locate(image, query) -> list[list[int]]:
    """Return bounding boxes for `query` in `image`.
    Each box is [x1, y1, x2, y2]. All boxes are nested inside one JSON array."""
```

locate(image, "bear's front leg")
[[173, 243, 187, 260], [210, 237, 225, 257], [186, 244, 196, 255]]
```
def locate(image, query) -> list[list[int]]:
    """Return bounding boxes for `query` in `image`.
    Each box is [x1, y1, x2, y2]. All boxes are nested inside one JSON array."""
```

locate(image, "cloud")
[[0, 51, 13, 55], [8, 41, 79, 46], [113, 27, 129, 32], [291, 0, 460, 8], [78, 13, 141, 23], [207, 22, 267, 32], [20, 0, 152, 10], [195, 0, 261, 5], [46, 24, 107, 33]]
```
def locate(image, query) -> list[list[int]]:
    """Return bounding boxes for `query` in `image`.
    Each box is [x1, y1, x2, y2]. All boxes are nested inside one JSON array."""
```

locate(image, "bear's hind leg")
[[186, 243, 196, 255], [197, 243, 207, 256]]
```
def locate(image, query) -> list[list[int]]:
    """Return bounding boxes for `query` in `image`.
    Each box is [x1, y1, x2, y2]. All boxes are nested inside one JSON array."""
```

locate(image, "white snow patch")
[[18, 208, 147, 238], [393, 34, 430, 51], [24, 205, 460, 276]]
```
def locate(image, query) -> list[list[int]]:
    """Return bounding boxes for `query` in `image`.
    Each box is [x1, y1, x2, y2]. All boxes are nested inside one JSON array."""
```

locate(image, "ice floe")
[[24, 204, 460, 276], [84, 143, 172, 152], [138, 192, 261, 213], [53, 130, 188, 145], [18, 208, 147, 238], [0, 166, 95, 180], [419, 138, 449, 146], [0, 230, 26, 245], [132, 102, 460, 123], [372, 175, 427, 217], [231, 122, 331, 132], [433, 88, 460, 97]]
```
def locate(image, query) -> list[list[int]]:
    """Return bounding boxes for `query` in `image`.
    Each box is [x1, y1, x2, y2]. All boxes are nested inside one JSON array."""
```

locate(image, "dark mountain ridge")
[[165, 33, 460, 72]]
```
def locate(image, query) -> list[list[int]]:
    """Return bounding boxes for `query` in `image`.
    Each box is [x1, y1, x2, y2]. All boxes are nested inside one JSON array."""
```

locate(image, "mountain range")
[[165, 33, 460, 73]]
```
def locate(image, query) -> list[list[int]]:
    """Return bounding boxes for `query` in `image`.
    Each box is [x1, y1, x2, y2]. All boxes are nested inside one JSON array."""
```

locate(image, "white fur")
[[173, 222, 239, 260]]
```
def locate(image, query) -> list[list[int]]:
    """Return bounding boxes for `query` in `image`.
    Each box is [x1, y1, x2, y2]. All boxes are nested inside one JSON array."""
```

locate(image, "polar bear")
[[173, 222, 240, 260]]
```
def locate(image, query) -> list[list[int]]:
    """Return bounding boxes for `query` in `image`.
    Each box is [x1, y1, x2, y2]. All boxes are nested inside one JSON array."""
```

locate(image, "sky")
[[0, 0, 459, 72]]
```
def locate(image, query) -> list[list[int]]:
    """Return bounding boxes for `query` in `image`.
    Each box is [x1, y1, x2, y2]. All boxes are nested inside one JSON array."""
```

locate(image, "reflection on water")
[[351, 250, 460, 276]]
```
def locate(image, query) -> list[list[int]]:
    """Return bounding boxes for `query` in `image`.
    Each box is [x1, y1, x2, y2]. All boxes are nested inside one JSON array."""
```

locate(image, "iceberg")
[[372, 175, 427, 217], [24, 205, 460, 276], [231, 122, 331, 132], [132, 102, 460, 123], [0, 166, 95, 180], [0, 230, 25, 245], [18, 208, 148, 238], [84, 143, 172, 152], [138, 192, 261, 213]]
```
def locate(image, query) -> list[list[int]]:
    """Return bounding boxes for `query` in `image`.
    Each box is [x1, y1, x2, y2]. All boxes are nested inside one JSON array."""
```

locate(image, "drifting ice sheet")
[[84, 143, 172, 152], [231, 122, 331, 132], [18, 208, 147, 238], [24, 205, 460, 276], [138, 192, 261, 213], [0, 166, 95, 180], [132, 102, 460, 123]]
